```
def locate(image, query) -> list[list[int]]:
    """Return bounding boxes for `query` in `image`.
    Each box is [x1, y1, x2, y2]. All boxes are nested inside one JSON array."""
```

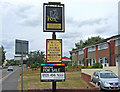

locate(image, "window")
[[88, 46, 96, 52], [72, 53, 76, 56], [79, 60, 84, 65], [105, 57, 108, 63], [93, 59, 96, 64], [115, 40, 120, 46], [98, 43, 108, 50], [78, 50, 84, 55], [79, 60, 81, 65], [99, 58, 103, 63], [116, 56, 118, 62]]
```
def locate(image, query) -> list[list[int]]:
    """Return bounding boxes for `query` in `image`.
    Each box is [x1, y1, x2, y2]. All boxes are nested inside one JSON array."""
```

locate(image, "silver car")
[[92, 71, 120, 90], [7, 66, 13, 71]]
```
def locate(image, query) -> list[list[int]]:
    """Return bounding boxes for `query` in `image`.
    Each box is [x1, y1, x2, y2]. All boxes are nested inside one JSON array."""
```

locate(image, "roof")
[[70, 34, 120, 53]]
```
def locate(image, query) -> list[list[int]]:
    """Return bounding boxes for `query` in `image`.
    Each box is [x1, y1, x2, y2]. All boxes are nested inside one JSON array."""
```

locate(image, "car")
[[91, 70, 120, 91], [19, 65, 21, 67], [2, 66, 7, 69], [7, 66, 13, 71], [0, 66, 2, 69]]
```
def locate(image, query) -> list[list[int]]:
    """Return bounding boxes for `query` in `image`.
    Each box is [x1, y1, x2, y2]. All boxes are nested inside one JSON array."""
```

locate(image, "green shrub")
[[81, 66, 85, 69], [92, 63, 103, 68], [67, 62, 72, 66], [87, 66, 92, 69], [62, 61, 72, 66]]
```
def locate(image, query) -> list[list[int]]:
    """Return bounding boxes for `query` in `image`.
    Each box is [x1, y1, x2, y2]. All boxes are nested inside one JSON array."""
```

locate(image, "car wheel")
[[99, 83, 103, 91]]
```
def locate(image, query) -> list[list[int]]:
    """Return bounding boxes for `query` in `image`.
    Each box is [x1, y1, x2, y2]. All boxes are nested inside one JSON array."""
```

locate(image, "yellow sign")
[[46, 39, 62, 63], [47, 23, 61, 29]]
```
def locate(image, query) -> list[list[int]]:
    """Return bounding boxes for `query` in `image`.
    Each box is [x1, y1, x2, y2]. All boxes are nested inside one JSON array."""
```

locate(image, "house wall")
[[108, 40, 116, 66], [115, 46, 120, 55], [88, 51, 96, 59], [72, 54, 77, 62], [78, 54, 84, 61], [71, 35, 120, 67]]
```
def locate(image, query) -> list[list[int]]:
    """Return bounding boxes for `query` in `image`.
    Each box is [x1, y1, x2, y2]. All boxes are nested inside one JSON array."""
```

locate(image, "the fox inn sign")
[[43, 2, 65, 32]]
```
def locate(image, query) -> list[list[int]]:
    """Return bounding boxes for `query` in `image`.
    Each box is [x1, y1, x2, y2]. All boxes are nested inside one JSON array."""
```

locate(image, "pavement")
[[1, 67, 20, 92]]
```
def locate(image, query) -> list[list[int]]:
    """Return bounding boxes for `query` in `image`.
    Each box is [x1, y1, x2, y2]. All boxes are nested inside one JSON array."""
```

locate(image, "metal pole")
[[52, 32, 56, 39], [21, 42, 23, 92], [52, 81, 56, 92], [52, 32, 56, 92]]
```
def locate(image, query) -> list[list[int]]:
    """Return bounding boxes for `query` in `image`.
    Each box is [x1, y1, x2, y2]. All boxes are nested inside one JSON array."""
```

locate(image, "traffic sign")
[[15, 39, 29, 54]]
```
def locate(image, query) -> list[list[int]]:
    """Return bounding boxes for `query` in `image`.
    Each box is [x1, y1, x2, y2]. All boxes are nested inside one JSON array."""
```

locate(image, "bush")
[[92, 63, 103, 68], [67, 62, 72, 66], [81, 66, 86, 69], [87, 66, 92, 69], [62, 61, 72, 66]]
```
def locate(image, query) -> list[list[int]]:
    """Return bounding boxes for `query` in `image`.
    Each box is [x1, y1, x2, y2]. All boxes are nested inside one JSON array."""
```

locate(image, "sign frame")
[[14, 56, 27, 61], [46, 39, 62, 63], [43, 2, 65, 32], [40, 65, 65, 82], [15, 39, 29, 55]]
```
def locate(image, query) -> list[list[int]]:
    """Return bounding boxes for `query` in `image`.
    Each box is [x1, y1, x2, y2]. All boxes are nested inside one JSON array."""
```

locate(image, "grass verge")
[[19, 71, 90, 90]]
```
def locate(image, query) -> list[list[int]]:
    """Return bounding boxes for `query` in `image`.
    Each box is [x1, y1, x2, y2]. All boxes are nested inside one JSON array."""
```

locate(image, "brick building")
[[70, 34, 120, 67]]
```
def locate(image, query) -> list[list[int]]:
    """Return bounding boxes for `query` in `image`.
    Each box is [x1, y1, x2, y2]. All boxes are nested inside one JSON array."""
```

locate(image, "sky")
[[1, 0, 119, 60]]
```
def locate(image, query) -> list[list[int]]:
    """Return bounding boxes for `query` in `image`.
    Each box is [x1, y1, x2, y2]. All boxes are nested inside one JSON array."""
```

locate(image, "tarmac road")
[[1, 66, 20, 92]]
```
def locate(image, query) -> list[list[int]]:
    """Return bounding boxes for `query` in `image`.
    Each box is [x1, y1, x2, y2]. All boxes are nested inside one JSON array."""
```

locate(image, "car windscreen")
[[100, 73, 118, 78], [8, 67, 13, 69]]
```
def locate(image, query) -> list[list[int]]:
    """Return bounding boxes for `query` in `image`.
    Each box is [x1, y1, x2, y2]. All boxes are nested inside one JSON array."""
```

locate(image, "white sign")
[[14, 56, 27, 61], [41, 72, 65, 80]]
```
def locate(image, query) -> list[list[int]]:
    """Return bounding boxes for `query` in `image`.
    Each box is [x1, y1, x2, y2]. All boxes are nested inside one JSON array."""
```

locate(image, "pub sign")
[[43, 2, 65, 32]]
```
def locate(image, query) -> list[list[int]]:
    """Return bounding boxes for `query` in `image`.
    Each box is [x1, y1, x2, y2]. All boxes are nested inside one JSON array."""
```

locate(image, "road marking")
[[0, 69, 17, 83]]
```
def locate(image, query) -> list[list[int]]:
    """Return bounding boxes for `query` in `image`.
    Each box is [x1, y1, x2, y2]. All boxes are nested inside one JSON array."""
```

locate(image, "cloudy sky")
[[1, 0, 119, 60]]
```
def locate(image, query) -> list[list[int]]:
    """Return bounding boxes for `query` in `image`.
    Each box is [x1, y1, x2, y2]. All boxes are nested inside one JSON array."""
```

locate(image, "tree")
[[27, 50, 45, 68], [74, 36, 103, 49], [83, 36, 103, 46], [0, 46, 6, 65], [75, 40, 84, 49]]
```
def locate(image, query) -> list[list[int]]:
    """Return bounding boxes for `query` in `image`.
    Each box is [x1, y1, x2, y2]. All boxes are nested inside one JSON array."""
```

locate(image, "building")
[[70, 34, 120, 67]]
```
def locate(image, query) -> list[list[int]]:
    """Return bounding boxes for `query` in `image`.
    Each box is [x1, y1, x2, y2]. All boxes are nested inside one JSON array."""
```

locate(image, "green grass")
[[19, 71, 90, 90]]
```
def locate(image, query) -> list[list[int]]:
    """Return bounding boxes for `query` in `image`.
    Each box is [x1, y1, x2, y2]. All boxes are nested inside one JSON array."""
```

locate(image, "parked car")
[[2, 66, 7, 69], [7, 66, 13, 71], [91, 70, 120, 91]]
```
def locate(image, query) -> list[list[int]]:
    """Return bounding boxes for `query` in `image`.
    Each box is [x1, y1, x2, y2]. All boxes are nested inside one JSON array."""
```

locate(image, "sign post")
[[42, 2, 65, 92], [52, 32, 56, 92], [15, 39, 29, 91]]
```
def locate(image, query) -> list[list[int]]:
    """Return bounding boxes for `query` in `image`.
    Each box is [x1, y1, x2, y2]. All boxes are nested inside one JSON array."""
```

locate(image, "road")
[[1, 67, 20, 92]]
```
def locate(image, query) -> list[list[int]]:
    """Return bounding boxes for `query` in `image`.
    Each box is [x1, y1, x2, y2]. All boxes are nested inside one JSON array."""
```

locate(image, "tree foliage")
[[6, 59, 20, 66], [74, 36, 103, 50], [0, 46, 6, 65], [26, 50, 45, 68]]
